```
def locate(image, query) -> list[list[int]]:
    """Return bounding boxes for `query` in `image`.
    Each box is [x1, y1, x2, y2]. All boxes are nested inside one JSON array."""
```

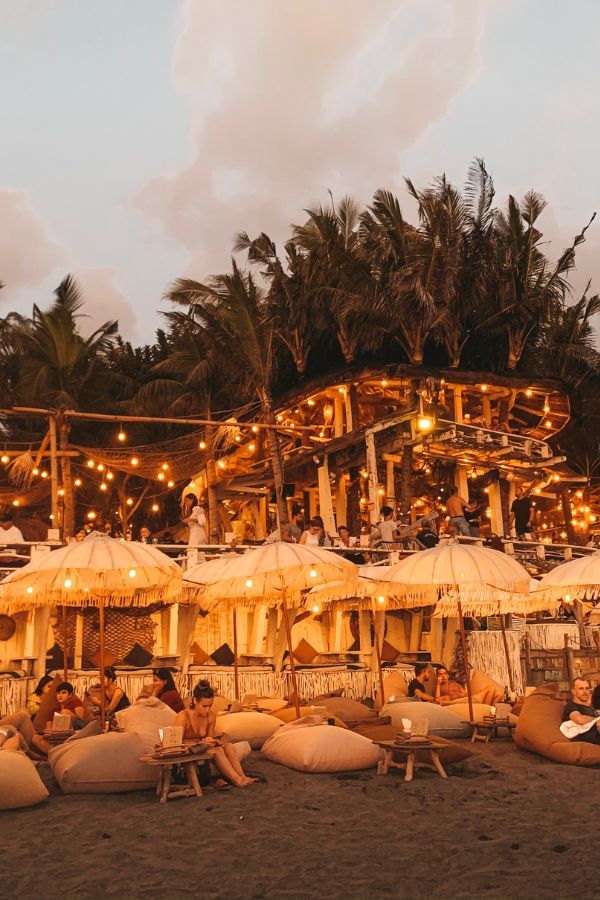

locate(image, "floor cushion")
[[270, 706, 347, 728], [310, 696, 376, 723], [216, 711, 283, 749], [380, 701, 470, 739], [115, 697, 176, 754], [375, 671, 410, 706], [49, 731, 157, 793], [514, 684, 600, 766], [255, 698, 288, 713], [352, 723, 472, 767], [262, 717, 381, 772], [0, 751, 49, 809]]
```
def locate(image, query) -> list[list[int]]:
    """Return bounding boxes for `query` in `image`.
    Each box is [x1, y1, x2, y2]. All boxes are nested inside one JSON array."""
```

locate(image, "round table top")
[[141, 749, 211, 766]]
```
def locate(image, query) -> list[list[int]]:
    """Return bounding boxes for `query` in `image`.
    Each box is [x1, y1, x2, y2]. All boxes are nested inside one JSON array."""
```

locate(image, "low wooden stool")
[[140, 750, 211, 803], [464, 719, 516, 744], [372, 739, 448, 782]]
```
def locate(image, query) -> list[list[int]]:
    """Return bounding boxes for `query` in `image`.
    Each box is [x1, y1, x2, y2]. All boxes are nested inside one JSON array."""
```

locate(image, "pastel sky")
[[1, 0, 599, 345]]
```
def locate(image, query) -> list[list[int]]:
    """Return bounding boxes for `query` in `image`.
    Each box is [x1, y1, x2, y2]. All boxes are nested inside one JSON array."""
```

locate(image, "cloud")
[[71, 267, 138, 340], [0, 189, 66, 293], [135, 0, 486, 279]]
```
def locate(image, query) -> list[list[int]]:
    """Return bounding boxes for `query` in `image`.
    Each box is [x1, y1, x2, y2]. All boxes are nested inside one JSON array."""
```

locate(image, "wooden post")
[[74, 612, 84, 670], [62, 606, 68, 681], [563, 632, 574, 684], [524, 631, 532, 685], [49, 414, 59, 533], [372, 609, 386, 710], [317, 456, 336, 536], [457, 600, 474, 721], [281, 595, 301, 718], [99, 598, 106, 727], [232, 607, 240, 701], [365, 431, 380, 526], [499, 615, 515, 694]]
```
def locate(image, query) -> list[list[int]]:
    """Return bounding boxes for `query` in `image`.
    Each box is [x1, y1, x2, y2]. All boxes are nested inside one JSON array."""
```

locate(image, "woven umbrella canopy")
[[184, 542, 358, 712], [375, 543, 532, 718], [0, 535, 182, 722], [536, 552, 600, 605]]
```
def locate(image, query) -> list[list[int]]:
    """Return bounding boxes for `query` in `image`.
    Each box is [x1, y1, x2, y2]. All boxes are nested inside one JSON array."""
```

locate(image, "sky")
[[1, 0, 599, 345]]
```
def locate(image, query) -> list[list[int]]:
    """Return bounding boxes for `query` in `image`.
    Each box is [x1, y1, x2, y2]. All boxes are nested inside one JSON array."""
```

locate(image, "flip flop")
[[212, 778, 232, 790]]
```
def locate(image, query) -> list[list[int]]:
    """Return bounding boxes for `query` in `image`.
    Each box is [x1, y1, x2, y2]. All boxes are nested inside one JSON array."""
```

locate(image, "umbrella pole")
[[457, 600, 474, 721], [499, 615, 515, 695], [99, 598, 106, 728], [62, 606, 68, 681], [281, 595, 301, 719], [372, 608, 386, 710], [232, 607, 240, 701]]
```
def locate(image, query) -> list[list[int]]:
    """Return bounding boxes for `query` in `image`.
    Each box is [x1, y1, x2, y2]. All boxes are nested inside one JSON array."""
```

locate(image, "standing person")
[[0, 513, 24, 543], [509, 487, 532, 540], [378, 506, 399, 543], [182, 493, 208, 546], [465, 502, 482, 538], [288, 510, 304, 543], [446, 487, 471, 537]]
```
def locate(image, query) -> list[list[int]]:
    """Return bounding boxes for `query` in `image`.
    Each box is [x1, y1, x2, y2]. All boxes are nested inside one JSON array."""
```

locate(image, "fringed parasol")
[[536, 552, 600, 605]]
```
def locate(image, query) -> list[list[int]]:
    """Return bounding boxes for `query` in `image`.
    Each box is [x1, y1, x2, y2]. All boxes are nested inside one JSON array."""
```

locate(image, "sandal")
[[212, 778, 232, 790]]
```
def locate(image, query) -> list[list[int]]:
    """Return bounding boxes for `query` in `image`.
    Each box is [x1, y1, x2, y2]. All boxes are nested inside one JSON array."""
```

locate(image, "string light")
[[64, 578, 72, 588], [525, 388, 533, 398], [381, 379, 388, 388], [251, 426, 259, 433], [157, 472, 165, 481], [276, 414, 283, 422], [87, 460, 95, 468], [245, 578, 253, 588], [97, 464, 104, 472], [544, 420, 553, 428], [130, 457, 139, 467], [312, 604, 320, 614], [307, 399, 315, 407], [128, 569, 136, 579], [41, 471, 48, 479], [309, 568, 318, 578], [100, 483, 107, 492], [480, 384, 488, 392], [1, 454, 9, 464], [26, 586, 33, 595], [248, 443, 256, 452], [199, 441, 206, 450], [217, 460, 226, 469], [12, 499, 20, 506], [126, 498, 134, 506], [58, 488, 65, 497], [234, 435, 241, 442], [167, 480, 175, 488], [117, 430, 126, 442], [74, 478, 82, 487], [106, 472, 114, 480], [377, 596, 385, 605], [32, 467, 39, 476], [161, 463, 169, 470], [151, 503, 159, 512]]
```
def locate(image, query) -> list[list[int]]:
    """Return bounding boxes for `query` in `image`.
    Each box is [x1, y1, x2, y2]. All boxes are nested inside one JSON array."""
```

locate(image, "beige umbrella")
[[536, 552, 600, 605], [0, 534, 182, 722], [373, 543, 532, 719], [183, 542, 358, 714]]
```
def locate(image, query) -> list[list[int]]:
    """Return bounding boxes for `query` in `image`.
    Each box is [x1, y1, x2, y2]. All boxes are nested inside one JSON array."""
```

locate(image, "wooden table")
[[140, 750, 211, 803], [464, 719, 516, 744], [372, 739, 448, 782]]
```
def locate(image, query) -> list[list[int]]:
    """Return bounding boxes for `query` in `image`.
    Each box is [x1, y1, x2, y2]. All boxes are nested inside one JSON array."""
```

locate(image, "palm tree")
[[165, 262, 289, 527], [14, 275, 118, 536]]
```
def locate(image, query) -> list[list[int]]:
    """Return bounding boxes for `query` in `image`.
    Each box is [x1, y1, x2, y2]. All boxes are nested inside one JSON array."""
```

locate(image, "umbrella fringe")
[[434, 595, 560, 618], [536, 584, 600, 605], [1, 584, 182, 614]]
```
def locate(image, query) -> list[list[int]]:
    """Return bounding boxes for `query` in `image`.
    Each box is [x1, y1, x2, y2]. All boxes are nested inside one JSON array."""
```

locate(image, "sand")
[[1, 741, 598, 900]]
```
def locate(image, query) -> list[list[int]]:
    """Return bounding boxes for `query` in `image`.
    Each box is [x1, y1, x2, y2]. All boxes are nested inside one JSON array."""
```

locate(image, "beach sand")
[[2, 741, 598, 900]]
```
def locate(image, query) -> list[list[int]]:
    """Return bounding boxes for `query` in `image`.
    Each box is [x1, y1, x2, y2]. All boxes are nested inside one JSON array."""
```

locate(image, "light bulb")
[[130, 457, 139, 466], [128, 569, 136, 578], [199, 441, 206, 450], [248, 442, 256, 452], [126, 498, 134, 506], [58, 488, 65, 497], [100, 483, 107, 491], [87, 460, 95, 468], [41, 471, 49, 479], [234, 435, 241, 442], [312, 605, 320, 614], [381, 379, 388, 387], [32, 467, 39, 476], [157, 472, 165, 481], [74, 478, 82, 487], [12, 499, 20, 506], [309, 568, 317, 578], [26, 586, 33, 594], [245, 578, 253, 588], [377, 596, 385, 605], [564, 594, 571, 602], [106, 472, 114, 480], [217, 460, 226, 469], [151, 504, 159, 512], [525, 388, 533, 397], [161, 463, 168, 470], [417, 417, 433, 432], [64, 578, 72, 589], [167, 480, 174, 488], [480, 384, 488, 392], [117, 431, 126, 442], [307, 399, 315, 406], [97, 464, 104, 472], [251, 425, 258, 433], [1, 454, 9, 464]]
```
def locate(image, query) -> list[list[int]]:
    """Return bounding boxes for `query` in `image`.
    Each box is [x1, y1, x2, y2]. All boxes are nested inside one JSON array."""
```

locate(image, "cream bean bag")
[[262, 716, 381, 772], [469, 669, 504, 704], [49, 731, 157, 793], [216, 711, 283, 749], [115, 697, 176, 754], [515, 684, 600, 767], [311, 696, 376, 723], [380, 701, 470, 739], [0, 751, 49, 809], [255, 698, 288, 713], [270, 706, 347, 728]]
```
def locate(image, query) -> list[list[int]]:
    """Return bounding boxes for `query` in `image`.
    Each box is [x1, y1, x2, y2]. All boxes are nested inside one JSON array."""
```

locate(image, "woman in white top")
[[182, 493, 208, 546], [299, 517, 332, 547]]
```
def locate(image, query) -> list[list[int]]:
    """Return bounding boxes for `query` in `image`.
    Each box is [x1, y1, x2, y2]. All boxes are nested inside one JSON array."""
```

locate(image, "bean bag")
[[514, 684, 600, 767], [0, 751, 49, 809], [211, 695, 232, 714], [216, 711, 283, 749], [115, 697, 176, 754], [262, 716, 381, 772], [49, 731, 157, 793], [311, 696, 376, 723], [374, 670, 410, 706], [470, 669, 504, 705], [270, 706, 347, 728], [380, 701, 470, 739], [255, 698, 288, 713], [352, 722, 472, 767]]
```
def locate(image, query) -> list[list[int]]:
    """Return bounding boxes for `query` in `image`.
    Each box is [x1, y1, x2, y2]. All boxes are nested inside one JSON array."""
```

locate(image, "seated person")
[[562, 677, 600, 745], [26, 674, 54, 717], [151, 667, 185, 713], [407, 663, 436, 702], [415, 519, 439, 548], [335, 525, 365, 564], [435, 666, 467, 704], [103, 666, 131, 715], [174, 680, 258, 787], [56, 682, 86, 728], [0, 711, 51, 756]]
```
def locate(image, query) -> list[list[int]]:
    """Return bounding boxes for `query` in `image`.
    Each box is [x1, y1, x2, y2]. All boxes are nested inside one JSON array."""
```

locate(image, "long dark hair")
[[191, 679, 214, 707], [104, 666, 117, 683], [153, 667, 177, 693], [34, 674, 53, 696]]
